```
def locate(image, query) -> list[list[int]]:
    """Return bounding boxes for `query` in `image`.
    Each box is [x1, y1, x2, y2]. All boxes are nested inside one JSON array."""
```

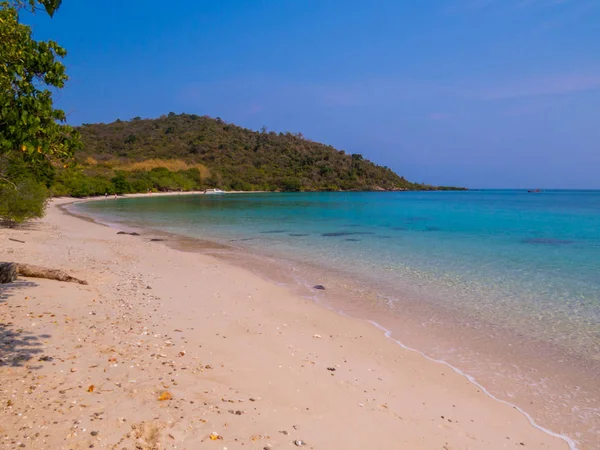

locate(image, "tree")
[[0, 0, 79, 223], [1, 1, 80, 178], [111, 172, 131, 194]]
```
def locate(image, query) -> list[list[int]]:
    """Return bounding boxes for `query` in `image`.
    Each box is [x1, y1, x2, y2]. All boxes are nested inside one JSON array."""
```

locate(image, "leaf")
[[158, 391, 172, 401], [87, 385, 95, 393], [42, 0, 62, 17]]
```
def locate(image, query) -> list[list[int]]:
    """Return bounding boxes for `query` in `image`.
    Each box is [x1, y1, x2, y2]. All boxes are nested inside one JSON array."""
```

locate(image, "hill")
[[53, 113, 463, 196]]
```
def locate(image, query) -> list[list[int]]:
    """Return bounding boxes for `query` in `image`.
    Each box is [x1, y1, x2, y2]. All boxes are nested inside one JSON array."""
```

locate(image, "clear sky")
[[29, 0, 600, 188]]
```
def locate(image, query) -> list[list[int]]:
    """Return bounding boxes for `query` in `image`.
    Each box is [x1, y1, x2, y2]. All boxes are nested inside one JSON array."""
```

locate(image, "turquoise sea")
[[75, 190, 600, 448]]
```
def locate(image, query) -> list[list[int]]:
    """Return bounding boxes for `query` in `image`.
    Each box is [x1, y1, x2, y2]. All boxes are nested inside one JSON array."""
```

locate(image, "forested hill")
[[73, 113, 459, 193]]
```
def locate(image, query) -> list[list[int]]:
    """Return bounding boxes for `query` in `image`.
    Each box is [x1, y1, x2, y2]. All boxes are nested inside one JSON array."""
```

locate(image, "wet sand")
[[0, 197, 573, 449]]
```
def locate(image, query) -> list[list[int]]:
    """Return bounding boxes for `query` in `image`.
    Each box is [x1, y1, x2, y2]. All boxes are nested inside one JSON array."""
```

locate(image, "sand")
[[0, 197, 573, 449]]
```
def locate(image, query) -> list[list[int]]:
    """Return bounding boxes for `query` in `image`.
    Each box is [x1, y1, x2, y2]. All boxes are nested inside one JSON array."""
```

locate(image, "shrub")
[[111, 172, 132, 194], [0, 179, 48, 227]]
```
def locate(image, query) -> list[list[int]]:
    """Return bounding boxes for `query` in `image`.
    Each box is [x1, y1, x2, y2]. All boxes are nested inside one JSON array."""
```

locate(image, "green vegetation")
[[0, 177, 47, 226], [52, 166, 205, 197], [64, 113, 463, 195], [0, 0, 80, 223]]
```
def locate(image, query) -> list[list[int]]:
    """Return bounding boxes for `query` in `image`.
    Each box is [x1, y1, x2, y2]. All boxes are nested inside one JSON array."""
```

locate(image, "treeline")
[[52, 167, 204, 197], [72, 113, 464, 193]]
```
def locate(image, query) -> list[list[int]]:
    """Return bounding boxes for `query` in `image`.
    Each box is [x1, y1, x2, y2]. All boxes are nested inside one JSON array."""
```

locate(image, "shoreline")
[[68, 196, 592, 448], [70, 194, 599, 448], [53, 190, 264, 202], [0, 198, 577, 449]]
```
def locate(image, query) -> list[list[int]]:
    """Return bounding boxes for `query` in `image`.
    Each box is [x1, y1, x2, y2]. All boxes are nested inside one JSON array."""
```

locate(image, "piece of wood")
[[16, 263, 88, 285], [0, 262, 18, 283], [9, 238, 25, 244]]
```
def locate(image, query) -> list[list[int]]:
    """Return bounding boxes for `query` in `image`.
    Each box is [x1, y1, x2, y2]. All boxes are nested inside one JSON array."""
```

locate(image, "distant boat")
[[204, 188, 225, 195], [527, 189, 542, 193]]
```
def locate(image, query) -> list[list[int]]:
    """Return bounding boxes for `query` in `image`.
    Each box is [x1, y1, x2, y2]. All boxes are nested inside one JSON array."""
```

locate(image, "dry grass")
[[88, 158, 211, 178], [121, 159, 210, 178]]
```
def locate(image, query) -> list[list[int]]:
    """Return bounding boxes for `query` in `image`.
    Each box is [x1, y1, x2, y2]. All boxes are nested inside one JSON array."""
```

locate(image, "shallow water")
[[76, 190, 600, 448]]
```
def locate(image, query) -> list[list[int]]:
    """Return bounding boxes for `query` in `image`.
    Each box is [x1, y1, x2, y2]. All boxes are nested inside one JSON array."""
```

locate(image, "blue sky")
[[29, 0, 600, 188]]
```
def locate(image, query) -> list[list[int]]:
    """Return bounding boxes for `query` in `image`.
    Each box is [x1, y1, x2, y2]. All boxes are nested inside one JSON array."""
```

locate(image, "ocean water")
[[75, 190, 600, 447]]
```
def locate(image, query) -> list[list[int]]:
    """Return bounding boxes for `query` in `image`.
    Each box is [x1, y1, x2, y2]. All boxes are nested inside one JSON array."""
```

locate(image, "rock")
[[117, 231, 141, 236], [313, 285, 325, 290], [294, 440, 305, 446], [150, 238, 165, 242], [327, 367, 336, 371], [0, 262, 18, 283]]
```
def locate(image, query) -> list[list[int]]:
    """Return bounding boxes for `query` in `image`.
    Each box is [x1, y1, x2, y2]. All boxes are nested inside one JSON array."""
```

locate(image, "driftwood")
[[0, 262, 88, 285], [17, 264, 88, 285]]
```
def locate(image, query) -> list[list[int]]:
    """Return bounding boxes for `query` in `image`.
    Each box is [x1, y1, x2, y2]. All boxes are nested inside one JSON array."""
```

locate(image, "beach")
[[0, 197, 573, 450]]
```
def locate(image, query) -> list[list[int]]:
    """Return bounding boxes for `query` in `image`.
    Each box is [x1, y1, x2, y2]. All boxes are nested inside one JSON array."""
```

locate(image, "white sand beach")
[[0, 198, 572, 449]]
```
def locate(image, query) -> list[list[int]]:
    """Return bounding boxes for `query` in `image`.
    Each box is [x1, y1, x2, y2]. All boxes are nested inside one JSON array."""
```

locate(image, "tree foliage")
[[11, 0, 62, 16], [0, 0, 79, 224], [0, 0, 80, 187], [52, 166, 206, 197], [75, 114, 463, 193]]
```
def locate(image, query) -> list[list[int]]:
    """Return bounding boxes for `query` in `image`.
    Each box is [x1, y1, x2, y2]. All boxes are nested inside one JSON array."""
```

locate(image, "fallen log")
[[16, 263, 88, 285], [0, 262, 88, 285]]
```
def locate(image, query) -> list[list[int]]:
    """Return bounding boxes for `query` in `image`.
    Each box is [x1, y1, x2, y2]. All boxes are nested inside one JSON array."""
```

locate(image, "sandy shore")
[[0, 198, 573, 449]]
